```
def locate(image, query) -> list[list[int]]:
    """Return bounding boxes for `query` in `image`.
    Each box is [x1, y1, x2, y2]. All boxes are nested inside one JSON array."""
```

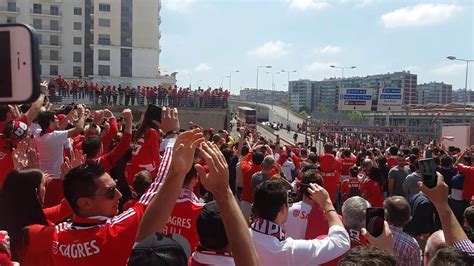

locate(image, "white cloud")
[[318, 45, 342, 55], [339, 0, 374, 8], [432, 63, 465, 75], [248, 41, 291, 58], [288, 0, 330, 11], [381, 4, 462, 28], [304, 61, 336, 72], [194, 63, 212, 72], [163, 0, 197, 13]]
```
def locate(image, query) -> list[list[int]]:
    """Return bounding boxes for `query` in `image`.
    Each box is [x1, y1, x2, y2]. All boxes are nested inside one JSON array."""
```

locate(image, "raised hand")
[[307, 183, 331, 208], [170, 129, 204, 177], [361, 221, 395, 255], [160, 107, 180, 133], [12, 140, 29, 169], [70, 149, 86, 168], [195, 142, 230, 196]]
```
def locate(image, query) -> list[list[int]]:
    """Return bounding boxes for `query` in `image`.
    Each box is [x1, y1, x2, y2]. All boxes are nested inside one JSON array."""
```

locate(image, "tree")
[[299, 105, 309, 113], [299, 110, 309, 117], [316, 105, 329, 113], [347, 111, 364, 121]]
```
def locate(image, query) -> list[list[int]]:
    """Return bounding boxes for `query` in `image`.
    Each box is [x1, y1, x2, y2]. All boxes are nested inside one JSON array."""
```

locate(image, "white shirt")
[[282, 159, 295, 181], [34, 130, 68, 179], [285, 201, 312, 239], [250, 225, 350, 266]]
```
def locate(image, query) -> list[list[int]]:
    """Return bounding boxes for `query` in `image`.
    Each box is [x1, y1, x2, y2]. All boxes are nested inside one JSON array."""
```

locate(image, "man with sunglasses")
[[25, 108, 182, 265]]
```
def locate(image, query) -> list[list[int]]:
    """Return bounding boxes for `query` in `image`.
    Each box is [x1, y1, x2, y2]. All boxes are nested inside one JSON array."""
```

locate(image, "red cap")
[[56, 114, 66, 121]]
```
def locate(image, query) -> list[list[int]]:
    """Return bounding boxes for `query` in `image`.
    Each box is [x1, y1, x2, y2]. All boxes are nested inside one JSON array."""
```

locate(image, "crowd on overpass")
[[0, 81, 473, 265], [46, 76, 231, 108]]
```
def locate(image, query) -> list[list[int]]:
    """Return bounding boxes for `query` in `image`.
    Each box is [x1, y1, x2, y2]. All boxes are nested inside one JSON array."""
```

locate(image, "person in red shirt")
[[386, 146, 399, 169], [340, 166, 363, 205], [0, 120, 29, 189], [123, 171, 153, 211], [125, 111, 161, 186], [82, 109, 132, 172], [25, 108, 184, 266], [319, 143, 340, 204], [337, 149, 357, 180], [360, 167, 385, 208], [455, 149, 474, 202], [161, 165, 204, 251], [240, 150, 264, 221], [0, 168, 73, 265]]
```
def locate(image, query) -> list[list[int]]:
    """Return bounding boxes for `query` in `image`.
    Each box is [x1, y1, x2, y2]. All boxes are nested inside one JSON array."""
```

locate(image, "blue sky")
[[160, 0, 473, 95]]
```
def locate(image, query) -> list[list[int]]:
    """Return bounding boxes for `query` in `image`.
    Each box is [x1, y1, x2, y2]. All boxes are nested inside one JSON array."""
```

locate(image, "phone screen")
[[419, 158, 437, 188], [0, 31, 13, 97], [366, 207, 384, 237]]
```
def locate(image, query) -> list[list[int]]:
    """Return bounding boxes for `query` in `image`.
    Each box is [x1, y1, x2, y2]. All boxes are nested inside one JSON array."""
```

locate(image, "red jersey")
[[340, 177, 362, 203], [25, 139, 175, 266], [337, 156, 356, 176], [161, 188, 204, 251], [240, 152, 262, 203], [305, 205, 342, 240], [126, 128, 160, 185], [387, 156, 398, 168], [457, 164, 474, 201], [318, 170, 340, 203], [123, 199, 138, 211], [0, 139, 13, 190], [360, 179, 384, 208]]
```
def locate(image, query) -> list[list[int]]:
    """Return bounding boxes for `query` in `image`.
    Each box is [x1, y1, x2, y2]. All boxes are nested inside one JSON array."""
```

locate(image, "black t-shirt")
[[228, 156, 238, 195]]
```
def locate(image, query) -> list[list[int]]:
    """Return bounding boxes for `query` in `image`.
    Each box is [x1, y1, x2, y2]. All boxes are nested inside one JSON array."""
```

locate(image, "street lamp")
[[266, 71, 280, 109], [329, 65, 356, 79], [229, 70, 240, 94], [188, 73, 192, 89], [256, 65, 272, 108], [281, 70, 297, 121], [447, 56, 473, 123]]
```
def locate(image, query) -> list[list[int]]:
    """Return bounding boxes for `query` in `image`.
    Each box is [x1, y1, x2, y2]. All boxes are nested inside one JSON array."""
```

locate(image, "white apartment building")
[[0, 0, 175, 87]]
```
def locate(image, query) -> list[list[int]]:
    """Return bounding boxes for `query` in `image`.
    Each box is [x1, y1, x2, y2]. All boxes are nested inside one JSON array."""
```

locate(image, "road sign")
[[338, 88, 373, 111], [377, 87, 403, 111]]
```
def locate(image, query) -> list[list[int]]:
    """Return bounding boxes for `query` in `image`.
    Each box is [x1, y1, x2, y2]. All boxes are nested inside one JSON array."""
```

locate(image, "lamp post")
[[229, 70, 240, 94], [281, 70, 297, 121], [447, 56, 473, 123], [266, 71, 280, 109], [256, 65, 272, 108], [188, 73, 192, 89], [329, 65, 356, 79]]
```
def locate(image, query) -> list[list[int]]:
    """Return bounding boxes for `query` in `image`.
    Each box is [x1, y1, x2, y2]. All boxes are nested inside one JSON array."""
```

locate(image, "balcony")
[[40, 55, 62, 62], [0, 6, 19, 14], [39, 40, 62, 47], [33, 25, 62, 32], [30, 8, 62, 17]]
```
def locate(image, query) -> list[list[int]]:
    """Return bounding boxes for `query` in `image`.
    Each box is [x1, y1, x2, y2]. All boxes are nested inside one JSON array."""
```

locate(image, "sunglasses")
[[88, 186, 117, 200]]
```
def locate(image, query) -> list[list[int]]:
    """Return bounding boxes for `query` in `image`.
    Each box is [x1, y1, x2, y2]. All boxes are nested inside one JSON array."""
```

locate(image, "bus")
[[237, 106, 257, 126]]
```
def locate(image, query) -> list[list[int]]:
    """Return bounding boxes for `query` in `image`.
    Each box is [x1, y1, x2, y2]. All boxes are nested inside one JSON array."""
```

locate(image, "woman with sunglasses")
[[0, 168, 73, 266]]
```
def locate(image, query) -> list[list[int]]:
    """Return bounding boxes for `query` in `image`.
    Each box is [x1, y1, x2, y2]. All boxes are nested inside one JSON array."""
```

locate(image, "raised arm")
[[67, 105, 85, 138], [197, 142, 259, 266], [235, 127, 245, 158], [24, 81, 47, 123]]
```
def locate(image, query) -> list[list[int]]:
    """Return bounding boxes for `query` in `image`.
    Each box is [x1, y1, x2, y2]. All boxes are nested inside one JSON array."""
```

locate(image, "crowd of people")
[[47, 76, 230, 108], [0, 81, 472, 265]]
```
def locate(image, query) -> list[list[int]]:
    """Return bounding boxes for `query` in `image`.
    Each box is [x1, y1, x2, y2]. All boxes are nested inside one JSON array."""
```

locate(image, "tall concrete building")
[[239, 88, 288, 105], [417, 82, 453, 105], [288, 79, 314, 112], [305, 71, 417, 112], [0, 0, 175, 86]]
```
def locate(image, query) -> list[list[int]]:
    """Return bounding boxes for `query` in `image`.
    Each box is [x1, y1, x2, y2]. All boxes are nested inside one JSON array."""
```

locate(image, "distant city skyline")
[[160, 0, 473, 94]]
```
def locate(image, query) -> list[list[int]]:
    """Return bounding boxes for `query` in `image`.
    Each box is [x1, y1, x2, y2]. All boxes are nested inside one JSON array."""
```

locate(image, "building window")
[[37, 34, 42, 44], [50, 5, 59, 16], [98, 3, 111, 12], [33, 19, 42, 29], [6, 17, 16, 23], [50, 35, 59, 45], [73, 7, 82, 15], [73, 52, 81, 62], [98, 49, 110, 61], [98, 65, 110, 76], [98, 18, 110, 27], [7, 2, 16, 12], [98, 34, 110, 45], [33, 3, 42, 14], [73, 37, 82, 45], [50, 65, 58, 75], [73, 22, 82, 30], [73, 66, 82, 77], [50, 20, 59, 31], [50, 50, 59, 61]]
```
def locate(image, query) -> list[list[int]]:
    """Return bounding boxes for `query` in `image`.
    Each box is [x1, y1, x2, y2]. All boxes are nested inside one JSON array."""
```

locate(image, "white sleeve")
[[288, 225, 350, 265], [53, 130, 69, 145]]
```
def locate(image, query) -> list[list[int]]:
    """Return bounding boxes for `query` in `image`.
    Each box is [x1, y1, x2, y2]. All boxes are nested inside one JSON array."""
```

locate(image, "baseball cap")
[[197, 201, 228, 250], [128, 233, 191, 266], [2, 120, 28, 141]]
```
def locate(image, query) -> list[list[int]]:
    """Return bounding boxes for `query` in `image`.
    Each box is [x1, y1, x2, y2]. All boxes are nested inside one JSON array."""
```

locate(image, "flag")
[[442, 136, 455, 141]]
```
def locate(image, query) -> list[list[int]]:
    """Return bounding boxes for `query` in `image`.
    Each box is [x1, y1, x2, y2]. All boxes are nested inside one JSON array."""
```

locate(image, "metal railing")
[[0, 6, 19, 12], [30, 8, 62, 16], [39, 40, 62, 46]]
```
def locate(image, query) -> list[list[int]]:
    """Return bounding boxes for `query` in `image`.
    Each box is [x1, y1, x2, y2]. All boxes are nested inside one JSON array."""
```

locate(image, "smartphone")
[[144, 104, 162, 123], [0, 23, 40, 103], [419, 158, 437, 188], [366, 207, 384, 237]]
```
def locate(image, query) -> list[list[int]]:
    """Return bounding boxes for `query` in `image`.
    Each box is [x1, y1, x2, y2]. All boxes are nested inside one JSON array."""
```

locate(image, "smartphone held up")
[[0, 23, 40, 104]]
